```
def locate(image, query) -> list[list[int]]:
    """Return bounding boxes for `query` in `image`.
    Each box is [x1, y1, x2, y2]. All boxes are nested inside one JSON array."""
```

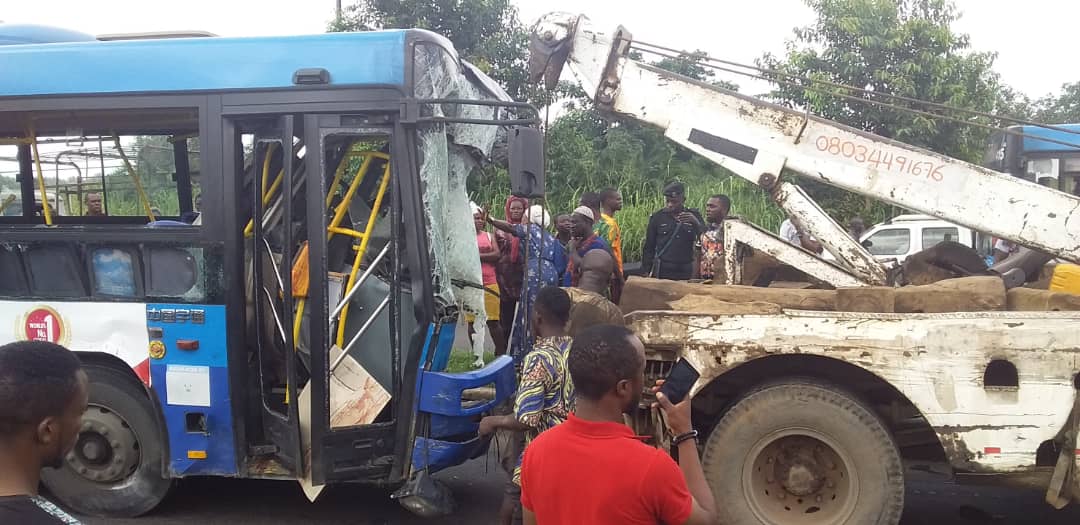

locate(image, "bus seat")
[[295, 269, 414, 394], [146, 220, 193, 228]]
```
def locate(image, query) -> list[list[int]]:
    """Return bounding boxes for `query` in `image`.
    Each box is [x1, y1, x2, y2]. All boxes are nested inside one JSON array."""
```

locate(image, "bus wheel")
[[42, 365, 173, 517], [702, 379, 904, 525]]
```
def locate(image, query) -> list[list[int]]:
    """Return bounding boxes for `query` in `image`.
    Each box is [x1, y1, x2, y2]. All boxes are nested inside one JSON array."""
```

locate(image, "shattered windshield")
[[412, 40, 511, 323]]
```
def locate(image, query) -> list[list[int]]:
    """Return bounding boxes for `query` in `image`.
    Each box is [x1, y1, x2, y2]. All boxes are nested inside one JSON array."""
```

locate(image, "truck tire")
[[42, 365, 173, 517], [702, 379, 903, 525]]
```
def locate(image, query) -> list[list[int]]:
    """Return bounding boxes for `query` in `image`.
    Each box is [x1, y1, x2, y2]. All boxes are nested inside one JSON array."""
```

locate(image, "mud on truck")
[[514, 12, 1080, 525]]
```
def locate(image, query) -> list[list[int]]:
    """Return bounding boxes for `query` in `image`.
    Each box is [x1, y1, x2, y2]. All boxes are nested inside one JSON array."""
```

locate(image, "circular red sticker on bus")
[[22, 307, 68, 345]]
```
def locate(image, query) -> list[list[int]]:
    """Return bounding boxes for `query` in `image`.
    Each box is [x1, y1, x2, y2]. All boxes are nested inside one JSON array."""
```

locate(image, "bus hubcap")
[[67, 405, 140, 484]]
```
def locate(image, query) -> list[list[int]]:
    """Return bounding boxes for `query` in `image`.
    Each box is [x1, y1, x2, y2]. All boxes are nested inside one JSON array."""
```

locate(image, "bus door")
[[230, 115, 305, 474], [298, 114, 404, 486]]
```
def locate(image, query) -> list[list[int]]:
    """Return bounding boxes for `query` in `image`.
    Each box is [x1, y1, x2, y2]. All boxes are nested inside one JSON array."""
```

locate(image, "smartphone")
[[658, 359, 700, 405]]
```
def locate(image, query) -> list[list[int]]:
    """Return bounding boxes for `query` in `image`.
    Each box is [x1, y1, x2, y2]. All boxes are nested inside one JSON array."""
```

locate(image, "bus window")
[[99, 134, 199, 219], [0, 143, 18, 216], [144, 246, 199, 299], [89, 247, 140, 297], [23, 244, 88, 298], [0, 245, 28, 295], [0, 108, 200, 223]]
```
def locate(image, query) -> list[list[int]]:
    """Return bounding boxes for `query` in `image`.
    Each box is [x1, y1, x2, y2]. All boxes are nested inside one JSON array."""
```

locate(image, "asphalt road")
[[79, 450, 1080, 525]]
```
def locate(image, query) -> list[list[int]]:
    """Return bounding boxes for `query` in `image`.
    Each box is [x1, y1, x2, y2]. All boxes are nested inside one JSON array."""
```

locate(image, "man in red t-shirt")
[[520, 325, 717, 525]]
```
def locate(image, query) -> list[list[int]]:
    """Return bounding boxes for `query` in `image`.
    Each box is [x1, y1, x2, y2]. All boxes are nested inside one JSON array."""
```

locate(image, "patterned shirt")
[[0, 495, 81, 524], [699, 223, 724, 281], [595, 213, 623, 273], [512, 335, 574, 485]]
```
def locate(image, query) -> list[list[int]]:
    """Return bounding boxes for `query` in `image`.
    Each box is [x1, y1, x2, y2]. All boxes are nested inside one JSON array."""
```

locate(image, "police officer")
[[641, 182, 704, 280]]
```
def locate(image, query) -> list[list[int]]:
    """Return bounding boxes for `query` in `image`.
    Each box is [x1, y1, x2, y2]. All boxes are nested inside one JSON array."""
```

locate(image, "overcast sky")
[[1, 0, 1072, 98]]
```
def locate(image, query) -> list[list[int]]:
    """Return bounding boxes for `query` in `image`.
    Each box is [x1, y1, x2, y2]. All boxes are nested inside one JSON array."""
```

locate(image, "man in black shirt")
[[0, 341, 88, 524], [641, 182, 704, 280]]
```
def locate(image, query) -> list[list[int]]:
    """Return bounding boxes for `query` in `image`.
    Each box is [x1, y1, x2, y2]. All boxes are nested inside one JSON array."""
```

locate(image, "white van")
[[859, 214, 986, 264]]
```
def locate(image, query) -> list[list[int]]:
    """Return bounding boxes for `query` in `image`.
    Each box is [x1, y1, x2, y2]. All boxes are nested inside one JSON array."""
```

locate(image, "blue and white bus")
[[986, 123, 1080, 195], [0, 23, 526, 517]]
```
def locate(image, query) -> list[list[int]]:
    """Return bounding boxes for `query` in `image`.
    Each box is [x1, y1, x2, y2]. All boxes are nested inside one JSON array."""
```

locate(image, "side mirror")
[[508, 126, 545, 198], [862, 240, 873, 249]]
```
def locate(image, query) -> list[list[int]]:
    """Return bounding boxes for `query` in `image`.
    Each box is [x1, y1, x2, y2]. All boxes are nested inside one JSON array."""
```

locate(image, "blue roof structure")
[[1017, 124, 1080, 153], [0, 26, 407, 96], [0, 23, 95, 45]]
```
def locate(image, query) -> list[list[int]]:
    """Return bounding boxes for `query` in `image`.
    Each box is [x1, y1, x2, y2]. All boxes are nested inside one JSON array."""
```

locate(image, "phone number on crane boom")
[[814, 135, 944, 182]]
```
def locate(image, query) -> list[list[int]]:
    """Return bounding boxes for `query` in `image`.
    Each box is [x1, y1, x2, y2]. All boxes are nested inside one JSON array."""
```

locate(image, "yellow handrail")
[[264, 170, 284, 206], [293, 145, 369, 349], [243, 143, 285, 238], [292, 297, 306, 350], [112, 134, 156, 222], [325, 147, 381, 208], [257, 147, 390, 352], [326, 149, 352, 210], [261, 142, 277, 201], [327, 156, 373, 241], [326, 151, 390, 243], [335, 162, 391, 348], [26, 126, 53, 225]]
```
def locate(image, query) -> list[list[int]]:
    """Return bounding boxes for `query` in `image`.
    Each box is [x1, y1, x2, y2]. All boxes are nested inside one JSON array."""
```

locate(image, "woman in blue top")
[[488, 204, 567, 362]]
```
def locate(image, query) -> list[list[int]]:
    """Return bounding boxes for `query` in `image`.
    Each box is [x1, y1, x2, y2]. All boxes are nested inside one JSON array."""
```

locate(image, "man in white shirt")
[[992, 238, 1019, 263], [779, 218, 823, 254]]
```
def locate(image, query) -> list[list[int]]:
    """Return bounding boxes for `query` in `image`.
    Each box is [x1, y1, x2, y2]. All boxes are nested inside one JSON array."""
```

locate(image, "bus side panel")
[[0, 300, 150, 376], [146, 303, 238, 477]]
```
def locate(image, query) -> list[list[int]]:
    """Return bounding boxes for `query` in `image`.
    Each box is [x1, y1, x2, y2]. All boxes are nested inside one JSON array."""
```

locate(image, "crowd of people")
[[1, 180, 861, 525], [465, 181, 734, 524], [469, 182, 735, 364]]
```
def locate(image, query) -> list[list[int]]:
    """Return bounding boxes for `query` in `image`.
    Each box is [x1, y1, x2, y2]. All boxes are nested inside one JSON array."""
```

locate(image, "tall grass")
[[470, 172, 783, 264]]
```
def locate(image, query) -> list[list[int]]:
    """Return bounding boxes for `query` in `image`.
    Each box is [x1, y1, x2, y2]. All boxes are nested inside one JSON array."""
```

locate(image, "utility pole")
[[335, 0, 342, 23]]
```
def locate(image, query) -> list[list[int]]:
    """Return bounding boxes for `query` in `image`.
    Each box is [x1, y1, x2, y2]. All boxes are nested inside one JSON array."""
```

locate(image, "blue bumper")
[[412, 355, 515, 472]]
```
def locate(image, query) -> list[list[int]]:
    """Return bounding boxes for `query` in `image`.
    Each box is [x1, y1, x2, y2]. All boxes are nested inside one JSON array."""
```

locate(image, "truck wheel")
[[42, 365, 173, 517], [702, 379, 903, 525]]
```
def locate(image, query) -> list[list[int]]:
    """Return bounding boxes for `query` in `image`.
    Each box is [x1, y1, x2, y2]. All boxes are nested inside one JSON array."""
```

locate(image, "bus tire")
[[42, 364, 173, 517], [702, 378, 904, 525]]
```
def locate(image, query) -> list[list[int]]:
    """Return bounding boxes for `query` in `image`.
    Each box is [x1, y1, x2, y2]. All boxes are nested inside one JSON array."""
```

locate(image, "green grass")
[[444, 350, 497, 373], [471, 175, 784, 264]]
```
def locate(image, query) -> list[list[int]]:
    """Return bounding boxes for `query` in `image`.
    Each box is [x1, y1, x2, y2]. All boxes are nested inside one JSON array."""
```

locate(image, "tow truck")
[[519, 13, 1080, 524]]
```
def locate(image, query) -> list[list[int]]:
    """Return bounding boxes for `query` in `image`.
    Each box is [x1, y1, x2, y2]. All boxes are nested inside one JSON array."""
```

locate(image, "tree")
[[759, 0, 1008, 164], [757, 0, 1015, 223], [330, 0, 534, 102], [327, 2, 781, 260], [1033, 82, 1080, 124], [652, 49, 740, 91]]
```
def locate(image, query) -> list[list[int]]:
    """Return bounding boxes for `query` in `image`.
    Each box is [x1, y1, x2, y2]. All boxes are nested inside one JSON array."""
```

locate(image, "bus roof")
[[0, 23, 96, 45], [0, 27, 411, 97], [1011, 123, 1080, 153]]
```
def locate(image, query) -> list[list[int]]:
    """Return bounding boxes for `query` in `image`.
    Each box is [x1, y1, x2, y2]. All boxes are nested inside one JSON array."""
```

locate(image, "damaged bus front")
[[0, 24, 535, 517]]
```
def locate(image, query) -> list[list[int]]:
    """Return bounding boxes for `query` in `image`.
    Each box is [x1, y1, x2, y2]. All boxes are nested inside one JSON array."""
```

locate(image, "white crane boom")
[[530, 13, 1080, 266]]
